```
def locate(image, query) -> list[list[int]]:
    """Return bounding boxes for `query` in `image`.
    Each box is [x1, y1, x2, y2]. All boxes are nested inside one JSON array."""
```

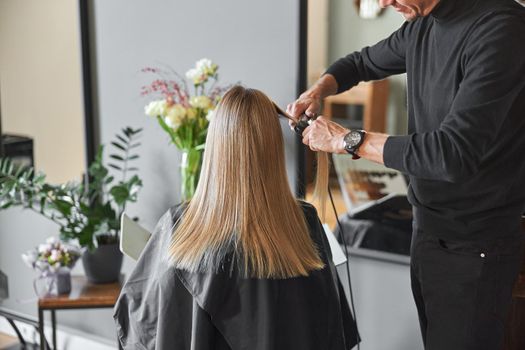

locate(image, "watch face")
[[345, 130, 362, 147]]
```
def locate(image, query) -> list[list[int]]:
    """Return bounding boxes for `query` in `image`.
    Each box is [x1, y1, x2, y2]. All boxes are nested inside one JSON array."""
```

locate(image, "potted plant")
[[0, 127, 143, 283]]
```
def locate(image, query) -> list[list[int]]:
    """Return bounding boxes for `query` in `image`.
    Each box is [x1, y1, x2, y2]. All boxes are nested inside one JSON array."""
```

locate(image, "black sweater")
[[326, 0, 525, 240]]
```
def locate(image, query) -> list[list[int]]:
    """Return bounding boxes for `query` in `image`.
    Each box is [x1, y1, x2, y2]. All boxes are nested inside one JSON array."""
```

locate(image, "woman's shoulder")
[[167, 202, 187, 223], [154, 202, 187, 231], [296, 200, 322, 229], [296, 199, 318, 217]]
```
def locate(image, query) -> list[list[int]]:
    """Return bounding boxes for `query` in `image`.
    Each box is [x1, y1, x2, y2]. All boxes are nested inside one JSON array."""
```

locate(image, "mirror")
[[0, 0, 98, 337], [0, 0, 88, 184]]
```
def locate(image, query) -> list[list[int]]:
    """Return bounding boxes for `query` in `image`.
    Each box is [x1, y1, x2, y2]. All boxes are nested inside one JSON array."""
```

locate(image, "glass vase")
[[180, 148, 203, 201], [33, 271, 57, 297]]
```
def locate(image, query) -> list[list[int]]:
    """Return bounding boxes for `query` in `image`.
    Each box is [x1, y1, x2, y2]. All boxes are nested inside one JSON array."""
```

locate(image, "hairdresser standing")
[[288, 0, 525, 349]]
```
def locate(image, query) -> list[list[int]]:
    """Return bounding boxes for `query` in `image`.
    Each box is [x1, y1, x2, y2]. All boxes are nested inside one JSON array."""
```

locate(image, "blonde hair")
[[169, 86, 328, 279]]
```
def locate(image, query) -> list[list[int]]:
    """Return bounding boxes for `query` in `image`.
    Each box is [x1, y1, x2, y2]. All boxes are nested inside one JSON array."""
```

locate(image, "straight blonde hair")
[[169, 86, 328, 279]]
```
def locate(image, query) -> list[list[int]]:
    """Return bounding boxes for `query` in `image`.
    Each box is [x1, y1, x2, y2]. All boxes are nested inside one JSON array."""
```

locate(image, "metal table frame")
[[38, 303, 122, 350]]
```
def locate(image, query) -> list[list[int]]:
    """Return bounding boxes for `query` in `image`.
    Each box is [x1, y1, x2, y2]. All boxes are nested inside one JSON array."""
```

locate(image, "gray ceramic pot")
[[82, 243, 123, 284]]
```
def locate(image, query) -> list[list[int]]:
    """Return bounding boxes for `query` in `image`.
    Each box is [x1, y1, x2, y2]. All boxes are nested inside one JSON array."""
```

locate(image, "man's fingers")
[[291, 102, 306, 118], [302, 126, 311, 145], [305, 102, 320, 118], [302, 134, 310, 145], [301, 125, 313, 144]]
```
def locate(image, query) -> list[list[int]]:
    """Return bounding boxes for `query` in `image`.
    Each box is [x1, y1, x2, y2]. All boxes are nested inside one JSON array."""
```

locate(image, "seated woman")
[[113, 86, 359, 350]]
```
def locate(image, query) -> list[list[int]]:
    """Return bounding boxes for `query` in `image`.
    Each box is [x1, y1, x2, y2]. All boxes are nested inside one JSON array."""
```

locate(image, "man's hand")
[[302, 116, 389, 165], [286, 74, 339, 128], [301, 116, 348, 153], [287, 92, 322, 120]]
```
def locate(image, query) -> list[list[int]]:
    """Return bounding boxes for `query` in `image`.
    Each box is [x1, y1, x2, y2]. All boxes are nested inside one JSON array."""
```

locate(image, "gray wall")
[[0, 0, 300, 343], [329, 0, 408, 135]]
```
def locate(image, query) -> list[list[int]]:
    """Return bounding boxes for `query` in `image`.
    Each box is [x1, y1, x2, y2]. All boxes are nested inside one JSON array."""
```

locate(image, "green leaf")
[[110, 154, 124, 161], [130, 127, 143, 135], [128, 155, 139, 160], [1, 201, 13, 209], [111, 141, 126, 151], [14, 165, 25, 177], [108, 164, 122, 171], [0, 158, 10, 173], [116, 135, 129, 145], [52, 199, 73, 217], [110, 185, 130, 206], [39, 197, 47, 213], [7, 161, 14, 175]]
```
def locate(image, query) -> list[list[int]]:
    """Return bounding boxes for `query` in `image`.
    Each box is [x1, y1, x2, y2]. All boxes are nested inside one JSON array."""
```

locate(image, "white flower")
[[21, 250, 38, 268], [38, 243, 51, 254], [186, 59, 218, 85], [46, 236, 59, 245], [144, 99, 168, 117], [164, 104, 186, 129], [205, 109, 215, 121], [185, 68, 199, 81], [196, 58, 212, 70], [185, 68, 206, 85], [195, 58, 218, 76], [190, 96, 211, 110]]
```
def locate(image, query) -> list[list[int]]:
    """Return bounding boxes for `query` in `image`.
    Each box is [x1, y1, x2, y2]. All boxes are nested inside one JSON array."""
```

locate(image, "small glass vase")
[[180, 148, 203, 201], [33, 268, 72, 297], [33, 271, 57, 297]]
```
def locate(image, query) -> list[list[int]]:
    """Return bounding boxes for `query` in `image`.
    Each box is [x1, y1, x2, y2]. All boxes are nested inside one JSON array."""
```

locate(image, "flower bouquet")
[[22, 237, 81, 296], [142, 58, 229, 200]]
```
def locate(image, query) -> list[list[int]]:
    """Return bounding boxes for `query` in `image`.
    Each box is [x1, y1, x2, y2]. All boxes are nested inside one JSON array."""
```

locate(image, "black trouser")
[[410, 226, 524, 350]]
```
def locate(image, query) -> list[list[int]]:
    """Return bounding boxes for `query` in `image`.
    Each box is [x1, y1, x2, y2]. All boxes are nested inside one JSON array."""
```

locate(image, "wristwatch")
[[343, 129, 366, 159]]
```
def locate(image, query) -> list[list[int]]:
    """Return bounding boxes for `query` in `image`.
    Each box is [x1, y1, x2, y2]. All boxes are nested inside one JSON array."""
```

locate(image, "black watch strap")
[[343, 130, 366, 159]]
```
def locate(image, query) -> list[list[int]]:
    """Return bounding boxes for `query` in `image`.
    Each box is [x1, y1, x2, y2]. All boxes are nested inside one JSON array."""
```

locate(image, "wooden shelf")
[[323, 79, 390, 132]]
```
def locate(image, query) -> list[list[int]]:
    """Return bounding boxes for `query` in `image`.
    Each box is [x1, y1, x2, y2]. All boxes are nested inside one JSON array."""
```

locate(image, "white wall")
[[1, 0, 301, 344]]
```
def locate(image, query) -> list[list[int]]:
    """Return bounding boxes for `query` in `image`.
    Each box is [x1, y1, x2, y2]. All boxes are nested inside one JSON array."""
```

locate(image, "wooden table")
[[38, 275, 122, 350]]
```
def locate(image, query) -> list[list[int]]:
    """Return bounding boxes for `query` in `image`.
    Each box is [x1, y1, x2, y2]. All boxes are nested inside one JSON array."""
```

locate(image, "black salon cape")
[[113, 202, 359, 350]]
